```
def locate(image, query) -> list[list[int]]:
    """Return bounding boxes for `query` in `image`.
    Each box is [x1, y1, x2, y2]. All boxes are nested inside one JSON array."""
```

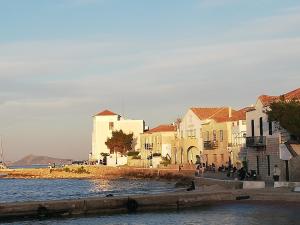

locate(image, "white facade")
[[90, 110, 144, 165], [179, 109, 203, 143], [231, 120, 247, 146], [246, 99, 277, 138]]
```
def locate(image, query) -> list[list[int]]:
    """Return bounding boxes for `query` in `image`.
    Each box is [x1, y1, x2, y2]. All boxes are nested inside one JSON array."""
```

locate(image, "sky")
[[0, 0, 300, 161]]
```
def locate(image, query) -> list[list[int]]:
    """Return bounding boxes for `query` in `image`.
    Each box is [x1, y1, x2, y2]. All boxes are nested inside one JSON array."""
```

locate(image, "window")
[[267, 155, 270, 176], [220, 130, 224, 142], [256, 156, 260, 175], [251, 120, 255, 137], [259, 117, 263, 136], [109, 122, 114, 130], [242, 120, 246, 125], [213, 130, 216, 141], [206, 131, 209, 141], [237, 121, 239, 126], [269, 121, 273, 135]]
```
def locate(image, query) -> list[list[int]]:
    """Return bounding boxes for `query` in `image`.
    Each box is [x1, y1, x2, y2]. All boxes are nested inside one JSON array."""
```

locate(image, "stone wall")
[[289, 156, 300, 181], [247, 136, 283, 182]]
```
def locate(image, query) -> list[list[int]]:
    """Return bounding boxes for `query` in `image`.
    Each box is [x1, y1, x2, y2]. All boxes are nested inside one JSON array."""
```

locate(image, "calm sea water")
[[0, 178, 176, 203], [3, 203, 300, 225]]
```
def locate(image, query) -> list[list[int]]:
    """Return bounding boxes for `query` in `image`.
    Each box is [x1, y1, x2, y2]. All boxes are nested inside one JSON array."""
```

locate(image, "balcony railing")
[[204, 140, 218, 150], [246, 136, 266, 148]]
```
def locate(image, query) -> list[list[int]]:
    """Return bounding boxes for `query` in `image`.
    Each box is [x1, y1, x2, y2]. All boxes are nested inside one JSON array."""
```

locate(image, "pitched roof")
[[95, 109, 118, 116], [147, 124, 176, 133], [259, 88, 300, 106], [229, 107, 252, 121], [191, 107, 235, 123]]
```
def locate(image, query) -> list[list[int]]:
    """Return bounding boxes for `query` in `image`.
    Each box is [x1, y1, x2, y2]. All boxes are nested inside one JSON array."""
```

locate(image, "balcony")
[[204, 140, 218, 150], [144, 143, 153, 150], [246, 136, 266, 148]]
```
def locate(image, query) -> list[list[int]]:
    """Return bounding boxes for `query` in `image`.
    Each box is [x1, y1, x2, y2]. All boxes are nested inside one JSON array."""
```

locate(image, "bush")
[[132, 155, 141, 159], [152, 153, 161, 157], [63, 167, 71, 172], [160, 157, 171, 167], [72, 166, 90, 174], [127, 151, 140, 157]]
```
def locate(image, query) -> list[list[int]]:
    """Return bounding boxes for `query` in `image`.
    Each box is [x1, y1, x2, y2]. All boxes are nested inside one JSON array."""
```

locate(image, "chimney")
[[229, 107, 232, 118]]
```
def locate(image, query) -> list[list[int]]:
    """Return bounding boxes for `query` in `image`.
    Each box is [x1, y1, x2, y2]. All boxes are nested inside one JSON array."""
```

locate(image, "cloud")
[[225, 6, 300, 40], [198, 0, 240, 8]]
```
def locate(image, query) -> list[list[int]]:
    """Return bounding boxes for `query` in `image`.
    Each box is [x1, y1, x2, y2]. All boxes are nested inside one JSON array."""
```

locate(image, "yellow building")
[[174, 107, 247, 168], [140, 124, 176, 168]]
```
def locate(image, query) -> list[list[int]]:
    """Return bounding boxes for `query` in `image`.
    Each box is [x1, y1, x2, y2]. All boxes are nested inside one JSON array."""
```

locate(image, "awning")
[[279, 144, 293, 160]]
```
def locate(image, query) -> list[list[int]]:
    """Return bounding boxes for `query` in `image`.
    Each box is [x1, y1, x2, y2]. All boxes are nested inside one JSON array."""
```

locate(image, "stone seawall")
[[1, 190, 300, 221]]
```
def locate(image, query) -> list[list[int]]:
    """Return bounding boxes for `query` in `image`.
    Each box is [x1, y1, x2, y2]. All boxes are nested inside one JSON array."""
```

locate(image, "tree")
[[267, 98, 300, 141], [105, 130, 134, 164]]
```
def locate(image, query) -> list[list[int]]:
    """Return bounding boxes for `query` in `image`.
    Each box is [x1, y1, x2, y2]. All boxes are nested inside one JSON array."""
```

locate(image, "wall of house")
[[91, 115, 144, 162], [106, 152, 128, 167], [246, 100, 277, 138], [231, 120, 246, 146], [115, 120, 144, 152], [91, 115, 120, 161], [201, 120, 231, 167], [140, 131, 176, 167], [289, 156, 300, 181], [247, 136, 283, 181], [176, 109, 203, 164]]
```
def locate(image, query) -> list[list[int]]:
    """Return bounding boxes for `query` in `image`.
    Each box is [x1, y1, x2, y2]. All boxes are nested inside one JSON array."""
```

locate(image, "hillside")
[[11, 154, 72, 166]]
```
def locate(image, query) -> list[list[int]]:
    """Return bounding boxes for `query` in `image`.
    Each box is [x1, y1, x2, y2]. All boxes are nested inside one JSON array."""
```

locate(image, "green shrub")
[[152, 153, 161, 157], [72, 166, 90, 174], [63, 167, 71, 172], [132, 155, 141, 159], [127, 151, 140, 157]]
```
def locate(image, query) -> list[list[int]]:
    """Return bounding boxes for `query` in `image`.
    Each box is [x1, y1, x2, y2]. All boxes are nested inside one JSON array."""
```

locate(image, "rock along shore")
[[0, 165, 195, 180]]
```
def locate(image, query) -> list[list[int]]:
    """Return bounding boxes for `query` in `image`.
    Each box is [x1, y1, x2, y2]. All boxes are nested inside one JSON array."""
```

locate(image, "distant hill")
[[11, 154, 72, 166]]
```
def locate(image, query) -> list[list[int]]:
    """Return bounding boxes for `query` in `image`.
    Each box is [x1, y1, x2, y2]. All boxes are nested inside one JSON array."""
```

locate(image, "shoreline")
[[0, 165, 195, 181]]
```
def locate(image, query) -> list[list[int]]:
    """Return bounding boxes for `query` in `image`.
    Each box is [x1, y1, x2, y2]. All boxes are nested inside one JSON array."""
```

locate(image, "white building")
[[245, 88, 300, 181], [90, 109, 145, 166]]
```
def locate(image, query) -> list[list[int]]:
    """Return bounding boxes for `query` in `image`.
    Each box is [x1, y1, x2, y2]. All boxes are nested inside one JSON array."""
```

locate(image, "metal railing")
[[203, 140, 218, 150], [246, 136, 266, 147]]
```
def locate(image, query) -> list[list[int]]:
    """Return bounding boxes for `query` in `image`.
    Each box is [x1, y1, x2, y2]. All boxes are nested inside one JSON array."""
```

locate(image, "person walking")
[[273, 164, 281, 181]]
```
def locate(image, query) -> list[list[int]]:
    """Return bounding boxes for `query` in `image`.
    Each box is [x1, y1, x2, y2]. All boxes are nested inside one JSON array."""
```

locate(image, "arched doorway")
[[187, 146, 200, 164]]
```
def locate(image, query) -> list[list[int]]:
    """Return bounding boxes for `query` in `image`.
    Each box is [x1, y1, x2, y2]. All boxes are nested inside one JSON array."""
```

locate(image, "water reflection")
[[0, 179, 175, 203], [3, 203, 300, 225]]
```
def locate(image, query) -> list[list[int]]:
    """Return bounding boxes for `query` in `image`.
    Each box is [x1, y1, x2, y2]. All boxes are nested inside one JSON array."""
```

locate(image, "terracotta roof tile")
[[191, 107, 235, 123], [147, 124, 176, 133], [95, 109, 118, 116], [259, 88, 300, 106], [229, 107, 251, 121]]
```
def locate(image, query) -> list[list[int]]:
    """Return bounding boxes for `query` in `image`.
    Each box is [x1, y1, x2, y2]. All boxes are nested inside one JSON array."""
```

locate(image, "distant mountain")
[[11, 154, 72, 166]]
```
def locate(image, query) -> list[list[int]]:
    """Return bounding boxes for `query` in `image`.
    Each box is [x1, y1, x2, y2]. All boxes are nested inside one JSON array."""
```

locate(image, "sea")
[[0, 176, 300, 224]]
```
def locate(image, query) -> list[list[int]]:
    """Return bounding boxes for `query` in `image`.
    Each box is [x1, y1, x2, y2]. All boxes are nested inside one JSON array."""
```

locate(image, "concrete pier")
[[0, 190, 300, 221]]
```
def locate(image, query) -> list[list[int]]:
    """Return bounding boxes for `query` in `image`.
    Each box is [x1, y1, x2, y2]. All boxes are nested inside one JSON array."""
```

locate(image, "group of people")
[[194, 162, 282, 182]]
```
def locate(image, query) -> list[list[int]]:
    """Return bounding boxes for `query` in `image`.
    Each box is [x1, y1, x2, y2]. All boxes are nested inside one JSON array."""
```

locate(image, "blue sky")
[[1, 0, 300, 160]]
